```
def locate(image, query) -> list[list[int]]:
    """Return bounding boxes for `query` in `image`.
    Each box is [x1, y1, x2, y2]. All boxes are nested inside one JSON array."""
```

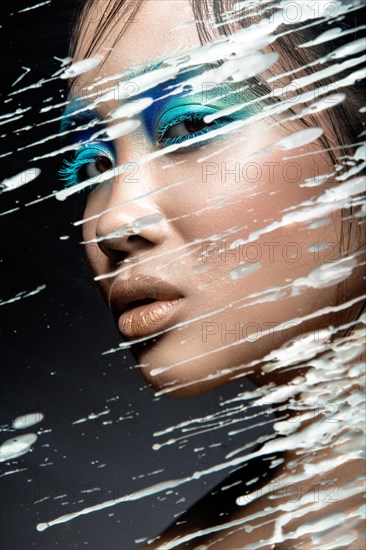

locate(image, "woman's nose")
[[95, 196, 168, 264]]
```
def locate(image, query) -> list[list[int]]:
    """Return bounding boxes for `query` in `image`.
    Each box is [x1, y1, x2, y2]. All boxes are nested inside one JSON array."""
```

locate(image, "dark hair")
[[71, 0, 366, 323]]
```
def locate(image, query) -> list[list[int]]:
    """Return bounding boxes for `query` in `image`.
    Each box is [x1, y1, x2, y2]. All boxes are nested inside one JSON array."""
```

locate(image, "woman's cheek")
[[176, 148, 336, 255]]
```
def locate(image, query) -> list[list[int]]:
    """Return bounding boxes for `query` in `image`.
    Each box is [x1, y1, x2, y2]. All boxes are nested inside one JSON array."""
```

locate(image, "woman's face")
[[73, 0, 349, 396]]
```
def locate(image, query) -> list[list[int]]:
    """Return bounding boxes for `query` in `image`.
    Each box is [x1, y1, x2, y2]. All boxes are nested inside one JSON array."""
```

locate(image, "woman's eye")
[[78, 155, 113, 181], [164, 117, 214, 140], [59, 143, 116, 191], [155, 110, 232, 150]]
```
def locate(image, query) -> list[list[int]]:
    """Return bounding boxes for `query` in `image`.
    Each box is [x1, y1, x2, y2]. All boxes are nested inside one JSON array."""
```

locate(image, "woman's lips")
[[118, 298, 184, 338], [109, 275, 185, 339]]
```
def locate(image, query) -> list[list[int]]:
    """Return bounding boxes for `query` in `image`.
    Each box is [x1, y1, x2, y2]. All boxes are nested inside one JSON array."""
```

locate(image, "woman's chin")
[[129, 327, 268, 397], [140, 364, 237, 397], [134, 344, 243, 397]]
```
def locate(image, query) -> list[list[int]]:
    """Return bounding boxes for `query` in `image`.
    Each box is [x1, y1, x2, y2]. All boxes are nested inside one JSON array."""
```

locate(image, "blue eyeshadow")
[[58, 64, 262, 191], [133, 67, 261, 148]]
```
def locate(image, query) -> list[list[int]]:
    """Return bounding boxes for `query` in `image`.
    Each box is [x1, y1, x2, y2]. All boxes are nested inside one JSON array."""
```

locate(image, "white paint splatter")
[[60, 58, 101, 79], [0, 434, 38, 462], [230, 262, 261, 280], [18, 1, 51, 13], [0, 168, 41, 192], [12, 413, 44, 430], [0, 285, 46, 307], [277, 128, 324, 151]]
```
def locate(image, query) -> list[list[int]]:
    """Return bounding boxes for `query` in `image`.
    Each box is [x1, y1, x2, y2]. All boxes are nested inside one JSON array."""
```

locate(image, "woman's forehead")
[[74, 0, 200, 86]]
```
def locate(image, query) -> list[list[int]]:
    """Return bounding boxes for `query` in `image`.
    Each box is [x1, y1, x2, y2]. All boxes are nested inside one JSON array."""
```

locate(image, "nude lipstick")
[[109, 275, 184, 338]]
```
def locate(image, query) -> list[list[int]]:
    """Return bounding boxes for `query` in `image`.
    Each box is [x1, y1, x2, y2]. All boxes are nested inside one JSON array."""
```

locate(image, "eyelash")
[[59, 142, 115, 191]]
